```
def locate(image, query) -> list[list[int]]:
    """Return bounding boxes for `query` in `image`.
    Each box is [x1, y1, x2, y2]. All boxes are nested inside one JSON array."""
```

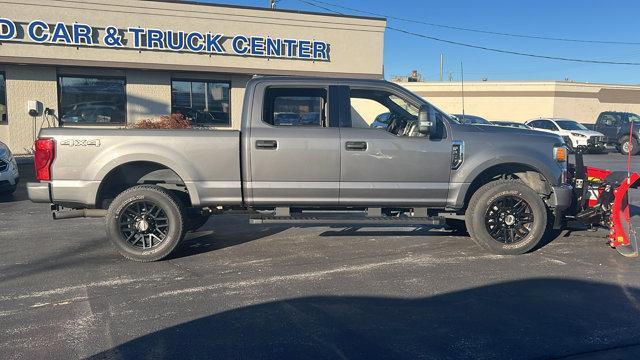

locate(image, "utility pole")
[[461, 61, 465, 117], [440, 53, 444, 82]]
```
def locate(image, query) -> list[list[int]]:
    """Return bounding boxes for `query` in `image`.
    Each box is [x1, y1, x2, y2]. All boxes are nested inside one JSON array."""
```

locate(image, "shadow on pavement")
[[90, 278, 640, 360], [170, 223, 291, 260]]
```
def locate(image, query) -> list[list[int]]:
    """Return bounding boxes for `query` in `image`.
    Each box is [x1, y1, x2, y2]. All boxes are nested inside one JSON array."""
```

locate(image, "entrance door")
[[339, 86, 453, 207], [248, 86, 340, 206]]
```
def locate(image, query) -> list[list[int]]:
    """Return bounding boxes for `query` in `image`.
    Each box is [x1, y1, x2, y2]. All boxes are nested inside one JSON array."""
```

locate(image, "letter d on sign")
[[0, 18, 16, 41]]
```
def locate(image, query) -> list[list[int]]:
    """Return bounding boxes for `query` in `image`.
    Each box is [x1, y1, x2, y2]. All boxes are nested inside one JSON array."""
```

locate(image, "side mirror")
[[418, 105, 433, 136]]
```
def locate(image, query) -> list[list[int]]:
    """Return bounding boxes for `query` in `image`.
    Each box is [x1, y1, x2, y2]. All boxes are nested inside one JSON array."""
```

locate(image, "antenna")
[[461, 61, 465, 117]]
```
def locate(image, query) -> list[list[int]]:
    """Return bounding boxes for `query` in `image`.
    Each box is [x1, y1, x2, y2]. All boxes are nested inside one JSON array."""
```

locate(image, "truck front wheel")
[[466, 180, 548, 255], [619, 136, 639, 156], [106, 185, 186, 262]]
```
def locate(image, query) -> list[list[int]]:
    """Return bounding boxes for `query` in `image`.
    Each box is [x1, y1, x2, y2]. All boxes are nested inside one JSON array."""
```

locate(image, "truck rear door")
[[337, 85, 453, 207], [247, 85, 340, 206]]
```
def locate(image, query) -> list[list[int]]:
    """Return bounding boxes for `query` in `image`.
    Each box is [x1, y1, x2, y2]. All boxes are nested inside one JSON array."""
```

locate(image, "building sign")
[[0, 18, 330, 61]]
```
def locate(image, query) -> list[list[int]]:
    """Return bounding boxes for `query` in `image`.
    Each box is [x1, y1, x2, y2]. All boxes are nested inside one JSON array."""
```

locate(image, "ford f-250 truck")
[[28, 77, 572, 262]]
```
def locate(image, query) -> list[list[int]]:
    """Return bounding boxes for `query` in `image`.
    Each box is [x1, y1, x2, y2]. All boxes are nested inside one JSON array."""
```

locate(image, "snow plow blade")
[[567, 152, 640, 258], [609, 173, 640, 257]]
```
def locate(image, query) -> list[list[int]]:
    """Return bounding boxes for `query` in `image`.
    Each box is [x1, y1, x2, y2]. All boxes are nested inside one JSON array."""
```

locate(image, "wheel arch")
[[95, 160, 197, 209], [459, 162, 554, 212]]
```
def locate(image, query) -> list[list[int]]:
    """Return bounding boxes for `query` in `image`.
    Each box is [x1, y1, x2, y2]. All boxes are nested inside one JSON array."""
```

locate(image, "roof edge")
[[140, 0, 387, 22]]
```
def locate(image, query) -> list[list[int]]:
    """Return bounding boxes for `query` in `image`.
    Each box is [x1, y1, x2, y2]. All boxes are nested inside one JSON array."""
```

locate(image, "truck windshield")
[[556, 120, 588, 131]]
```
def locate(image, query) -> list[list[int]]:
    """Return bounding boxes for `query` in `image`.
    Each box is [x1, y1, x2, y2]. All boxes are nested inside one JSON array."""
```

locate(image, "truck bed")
[[37, 128, 242, 207]]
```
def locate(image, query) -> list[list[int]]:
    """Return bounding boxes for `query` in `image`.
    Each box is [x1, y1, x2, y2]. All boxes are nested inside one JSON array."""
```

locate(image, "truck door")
[[596, 113, 619, 142], [247, 86, 340, 206], [337, 85, 453, 207]]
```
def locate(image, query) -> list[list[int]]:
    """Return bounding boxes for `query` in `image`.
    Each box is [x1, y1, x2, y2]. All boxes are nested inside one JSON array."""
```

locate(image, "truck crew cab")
[[28, 77, 572, 262]]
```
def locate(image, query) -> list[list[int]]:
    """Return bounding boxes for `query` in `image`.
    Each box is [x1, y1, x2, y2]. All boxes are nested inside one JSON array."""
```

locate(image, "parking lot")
[[1, 153, 640, 359]]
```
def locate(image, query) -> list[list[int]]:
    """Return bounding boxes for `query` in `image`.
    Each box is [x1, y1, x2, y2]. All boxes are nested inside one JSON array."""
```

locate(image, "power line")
[[296, 0, 640, 66], [299, 0, 640, 46], [387, 26, 640, 66]]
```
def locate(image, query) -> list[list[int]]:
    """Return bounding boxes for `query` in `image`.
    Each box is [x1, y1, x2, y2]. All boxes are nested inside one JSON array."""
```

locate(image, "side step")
[[249, 211, 445, 226]]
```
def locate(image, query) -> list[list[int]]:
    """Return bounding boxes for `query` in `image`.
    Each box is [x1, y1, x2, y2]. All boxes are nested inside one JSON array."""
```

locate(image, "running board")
[[249, 212, 445, 225]]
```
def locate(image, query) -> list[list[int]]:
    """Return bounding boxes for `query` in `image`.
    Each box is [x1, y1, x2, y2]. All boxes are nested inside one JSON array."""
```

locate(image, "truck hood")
[[451, 123, 564, 143], [565, 130, 604, 137]]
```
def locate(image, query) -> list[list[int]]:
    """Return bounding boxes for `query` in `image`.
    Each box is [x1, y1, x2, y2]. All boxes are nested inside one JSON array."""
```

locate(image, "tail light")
[[34, 138, 55, 181]]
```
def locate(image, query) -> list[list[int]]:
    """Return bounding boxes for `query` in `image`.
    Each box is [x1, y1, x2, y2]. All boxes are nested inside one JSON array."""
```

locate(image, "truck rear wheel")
[[106, 185, 186, 262], [466, 180, 548, 255]]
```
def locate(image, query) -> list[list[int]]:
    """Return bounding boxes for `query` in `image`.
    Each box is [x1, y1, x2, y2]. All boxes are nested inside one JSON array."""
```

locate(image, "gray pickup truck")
[[28, 77, 572, 262]]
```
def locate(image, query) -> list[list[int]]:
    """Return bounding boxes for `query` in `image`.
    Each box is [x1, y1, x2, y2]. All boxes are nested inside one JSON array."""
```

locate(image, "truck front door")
[[338, 86, 453, 207], [596, 113, 620, 143], [247, 86, 340, 206]]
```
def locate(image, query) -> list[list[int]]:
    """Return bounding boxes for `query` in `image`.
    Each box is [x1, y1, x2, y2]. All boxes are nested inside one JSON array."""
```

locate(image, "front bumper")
[[566, 136, 604, 150], [0, 159, 19, 193], [27, 182, 52, 203], [0, 177, 18, 192]]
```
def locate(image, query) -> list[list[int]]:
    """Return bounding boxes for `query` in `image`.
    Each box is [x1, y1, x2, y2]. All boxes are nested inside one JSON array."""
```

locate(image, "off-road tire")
[[465, 180, 548, 255], [619, 136, 639, 156], [106, 185, 186, 262]]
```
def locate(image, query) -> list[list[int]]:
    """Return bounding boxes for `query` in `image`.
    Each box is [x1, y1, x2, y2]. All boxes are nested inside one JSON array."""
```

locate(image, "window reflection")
[[171, 80, 230, 126], [58, 76, 126, 125]]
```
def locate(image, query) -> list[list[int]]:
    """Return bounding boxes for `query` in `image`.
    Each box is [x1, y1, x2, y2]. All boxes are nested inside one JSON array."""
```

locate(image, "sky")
[[202, 0, 640, 84]]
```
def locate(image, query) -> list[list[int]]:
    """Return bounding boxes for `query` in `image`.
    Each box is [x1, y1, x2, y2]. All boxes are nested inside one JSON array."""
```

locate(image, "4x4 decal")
[[59, 139, 101, 147]]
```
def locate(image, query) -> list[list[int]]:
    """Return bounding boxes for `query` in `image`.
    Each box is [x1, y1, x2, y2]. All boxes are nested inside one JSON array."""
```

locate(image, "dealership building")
[[0, 0, 386, 154], [398, 80, 640, 124]]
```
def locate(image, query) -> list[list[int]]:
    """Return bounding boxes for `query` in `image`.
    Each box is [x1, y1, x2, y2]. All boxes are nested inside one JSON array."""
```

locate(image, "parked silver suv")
[[0, 141, 20, 195]]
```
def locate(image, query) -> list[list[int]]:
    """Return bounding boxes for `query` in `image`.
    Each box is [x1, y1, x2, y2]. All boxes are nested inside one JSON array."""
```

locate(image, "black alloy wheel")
[[484, 195, 534, 244], [119, 200, 170, 249]]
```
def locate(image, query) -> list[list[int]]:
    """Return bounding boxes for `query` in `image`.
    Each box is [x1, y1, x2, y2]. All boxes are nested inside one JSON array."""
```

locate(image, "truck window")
[[626, 113, 640, 124], [601, 114, 620, 126], [263, 88, 327, 127], [350, 88, 424, 137], [533, 120, 558, 131]]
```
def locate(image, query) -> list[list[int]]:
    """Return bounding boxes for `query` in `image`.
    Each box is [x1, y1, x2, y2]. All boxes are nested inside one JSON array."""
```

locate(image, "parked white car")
[[0, 141, 20, 195], [525, 118, 605, 153]]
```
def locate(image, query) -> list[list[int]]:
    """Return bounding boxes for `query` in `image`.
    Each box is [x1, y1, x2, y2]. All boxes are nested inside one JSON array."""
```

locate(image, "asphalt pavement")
[[1, 153, 640, 359]]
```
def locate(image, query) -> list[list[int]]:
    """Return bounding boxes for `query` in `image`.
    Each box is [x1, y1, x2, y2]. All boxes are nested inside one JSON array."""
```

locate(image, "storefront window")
[[171, 80, 230, 126], [0, 73, 6, 123], [58, 76, 126, 125]]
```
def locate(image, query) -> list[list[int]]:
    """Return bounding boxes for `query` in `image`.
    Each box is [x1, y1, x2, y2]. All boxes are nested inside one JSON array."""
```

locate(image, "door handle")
[[256, 140, 278, 150], [345, 141, 367, 151]]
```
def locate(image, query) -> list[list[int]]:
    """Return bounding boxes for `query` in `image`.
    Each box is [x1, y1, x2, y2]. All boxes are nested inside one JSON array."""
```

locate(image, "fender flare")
[[91, 146, 202, 206]]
